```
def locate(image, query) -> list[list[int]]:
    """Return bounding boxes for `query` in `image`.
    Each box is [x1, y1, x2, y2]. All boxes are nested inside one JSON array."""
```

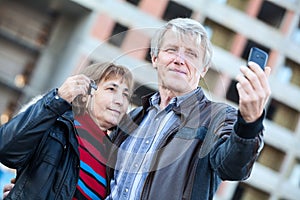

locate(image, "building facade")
[[0, 0, 300, 199]]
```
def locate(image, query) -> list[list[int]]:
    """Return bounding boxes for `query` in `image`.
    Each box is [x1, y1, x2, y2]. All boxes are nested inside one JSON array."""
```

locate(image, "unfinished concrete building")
[[0, 0, 300, 199]]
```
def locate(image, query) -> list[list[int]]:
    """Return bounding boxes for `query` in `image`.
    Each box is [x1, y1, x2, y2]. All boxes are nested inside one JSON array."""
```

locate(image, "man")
[[106, 17, 271, 200]]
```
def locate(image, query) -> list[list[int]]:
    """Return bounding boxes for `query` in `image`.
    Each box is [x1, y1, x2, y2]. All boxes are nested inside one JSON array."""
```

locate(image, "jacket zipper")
[[54, 116, 79, 199], [54, 145, 76, 199]]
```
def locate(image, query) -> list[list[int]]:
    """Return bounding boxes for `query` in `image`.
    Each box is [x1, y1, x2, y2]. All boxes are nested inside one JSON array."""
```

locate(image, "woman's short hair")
[[72, 62, 133, 116]]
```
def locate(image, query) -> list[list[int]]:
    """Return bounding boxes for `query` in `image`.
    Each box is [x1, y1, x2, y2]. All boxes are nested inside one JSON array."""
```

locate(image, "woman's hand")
[[57, 74, 92, 103]]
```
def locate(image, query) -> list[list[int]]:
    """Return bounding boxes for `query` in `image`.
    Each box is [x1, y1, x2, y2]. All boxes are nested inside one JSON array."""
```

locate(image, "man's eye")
[[187, 51, 198, 58], [107, 87, 115, 91], [165, 48, 176, 53]]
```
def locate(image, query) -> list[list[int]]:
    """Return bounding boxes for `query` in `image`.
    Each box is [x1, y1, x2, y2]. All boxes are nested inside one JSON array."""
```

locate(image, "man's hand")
[[3, 178, 15, 199], [236, 61, 271, 122]]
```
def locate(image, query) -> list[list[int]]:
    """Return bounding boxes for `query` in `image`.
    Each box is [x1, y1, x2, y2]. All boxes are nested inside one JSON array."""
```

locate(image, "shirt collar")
[[141, 87, 207, 121], [148, 88, 202, 110]]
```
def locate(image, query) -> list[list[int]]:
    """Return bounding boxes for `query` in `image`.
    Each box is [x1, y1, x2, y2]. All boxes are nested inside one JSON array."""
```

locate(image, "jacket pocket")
[[175, 126, 207, 141], [35, 125, 69, 198], [38, 126, 67, 166]]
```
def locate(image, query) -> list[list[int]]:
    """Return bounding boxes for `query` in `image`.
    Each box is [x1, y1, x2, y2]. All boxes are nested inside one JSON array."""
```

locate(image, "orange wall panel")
[[246, 0, 263, 17], [139, 0, 169, 18], [91, 13, 115, 41], [121, 29, 150, 60]]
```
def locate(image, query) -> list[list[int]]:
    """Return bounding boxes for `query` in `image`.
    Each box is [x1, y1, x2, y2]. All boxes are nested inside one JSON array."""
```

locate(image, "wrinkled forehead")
[[161, 28, 202, 47], [161, 28, 203, 50]]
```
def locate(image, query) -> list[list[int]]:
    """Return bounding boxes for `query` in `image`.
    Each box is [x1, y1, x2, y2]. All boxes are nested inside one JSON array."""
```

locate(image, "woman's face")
[[90, 76, 130, 130]]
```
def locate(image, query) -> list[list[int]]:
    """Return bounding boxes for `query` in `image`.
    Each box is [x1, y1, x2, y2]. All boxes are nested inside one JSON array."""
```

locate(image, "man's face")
[[152, 29, 207, 95]]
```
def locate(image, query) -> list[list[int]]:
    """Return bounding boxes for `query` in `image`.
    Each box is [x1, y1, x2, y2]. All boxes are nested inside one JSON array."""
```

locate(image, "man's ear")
[[200, 65, 209, 78], [152, 55, 158, 69]]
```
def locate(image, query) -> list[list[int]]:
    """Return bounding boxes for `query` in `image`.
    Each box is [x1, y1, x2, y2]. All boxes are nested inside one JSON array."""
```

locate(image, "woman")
[[0, 62, 133, 200]]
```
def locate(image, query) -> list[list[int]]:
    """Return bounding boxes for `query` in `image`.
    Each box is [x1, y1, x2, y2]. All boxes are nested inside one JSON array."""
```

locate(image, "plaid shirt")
[[107, 91, 196, 200]]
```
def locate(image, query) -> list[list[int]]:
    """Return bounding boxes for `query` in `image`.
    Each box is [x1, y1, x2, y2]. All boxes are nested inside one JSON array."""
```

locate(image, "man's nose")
[[174, 51, 186, 65]]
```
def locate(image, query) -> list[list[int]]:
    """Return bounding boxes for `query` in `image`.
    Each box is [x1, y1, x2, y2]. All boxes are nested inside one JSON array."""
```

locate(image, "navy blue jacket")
[[0, 89, 80, 199]]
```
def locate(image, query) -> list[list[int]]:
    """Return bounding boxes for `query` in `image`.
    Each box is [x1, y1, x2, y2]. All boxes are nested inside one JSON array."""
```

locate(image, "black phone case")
[[247, 47, 268, 70]]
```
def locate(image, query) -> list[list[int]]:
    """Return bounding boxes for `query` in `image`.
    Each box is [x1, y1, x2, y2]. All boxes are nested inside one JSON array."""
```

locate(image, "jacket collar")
[[141, 87, 209, 121]]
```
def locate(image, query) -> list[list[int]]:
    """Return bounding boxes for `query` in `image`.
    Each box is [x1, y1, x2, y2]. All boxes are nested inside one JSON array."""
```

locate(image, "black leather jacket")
[[107, 89, 264, 200], [0, 89, 80, 200]]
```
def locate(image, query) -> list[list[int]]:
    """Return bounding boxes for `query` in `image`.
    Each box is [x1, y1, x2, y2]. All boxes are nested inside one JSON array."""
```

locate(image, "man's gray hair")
[[150, 18, 213, 68]]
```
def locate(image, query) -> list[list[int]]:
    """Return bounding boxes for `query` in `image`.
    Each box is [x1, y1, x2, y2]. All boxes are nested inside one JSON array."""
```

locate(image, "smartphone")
[[247, 47, 268, 70]]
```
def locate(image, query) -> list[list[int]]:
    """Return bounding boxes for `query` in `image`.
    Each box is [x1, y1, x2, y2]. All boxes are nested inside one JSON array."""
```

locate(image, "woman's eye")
[[107, 87, 115, 91], [123, 93, 129, 98]]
